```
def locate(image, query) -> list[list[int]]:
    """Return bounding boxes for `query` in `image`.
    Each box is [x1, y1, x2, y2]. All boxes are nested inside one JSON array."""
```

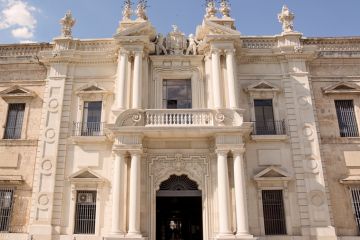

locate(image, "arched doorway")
[[156, 175, 203, 240]]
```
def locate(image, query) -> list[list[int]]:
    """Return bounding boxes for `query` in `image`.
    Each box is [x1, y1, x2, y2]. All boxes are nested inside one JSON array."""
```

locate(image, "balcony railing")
[[72, 122, 105, 137], [252, 120, 287, 135], [145, 109, 214, 127]]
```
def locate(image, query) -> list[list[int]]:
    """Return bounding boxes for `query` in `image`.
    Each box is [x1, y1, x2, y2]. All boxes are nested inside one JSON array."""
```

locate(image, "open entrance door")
[[156, 175, 203, 240]]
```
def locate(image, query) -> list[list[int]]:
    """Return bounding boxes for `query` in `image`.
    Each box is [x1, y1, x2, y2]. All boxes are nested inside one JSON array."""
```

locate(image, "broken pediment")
[[114, 21, 156, 40], [196, 19, 240, 41], [322, 81, 360, 94], [245, 81, 281, 93], [0, 85, 36, 100], [69, 168, 107, 184], [254, 166, 292, 182]]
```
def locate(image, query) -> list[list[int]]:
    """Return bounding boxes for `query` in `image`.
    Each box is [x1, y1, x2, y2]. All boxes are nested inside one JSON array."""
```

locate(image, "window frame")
[[73, 190, 97, 235], [0, 187, 15, 233], [334, 99, 359, 137], [3, 103, 26, 140]]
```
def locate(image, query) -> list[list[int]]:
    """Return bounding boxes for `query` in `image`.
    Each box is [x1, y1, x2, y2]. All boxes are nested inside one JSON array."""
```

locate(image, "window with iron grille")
[[0, 188, 14, 232], [350, 187, 360, 234], [262, 190, 286, 235], [335, 100, 359, 137], [74, 191, 97, 235], [4, 103, 25, 139]]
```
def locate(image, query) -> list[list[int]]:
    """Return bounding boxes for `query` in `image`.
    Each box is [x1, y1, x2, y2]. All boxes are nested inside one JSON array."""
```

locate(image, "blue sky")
[[0, 0, 359, 44]]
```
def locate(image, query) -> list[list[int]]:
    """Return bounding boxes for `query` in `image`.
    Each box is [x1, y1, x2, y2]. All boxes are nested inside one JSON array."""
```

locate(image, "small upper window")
[[162, 80, 192, 109], [335, 100, 359, 137], [4, 103, 25, 139], [80, 101, 102, 136]]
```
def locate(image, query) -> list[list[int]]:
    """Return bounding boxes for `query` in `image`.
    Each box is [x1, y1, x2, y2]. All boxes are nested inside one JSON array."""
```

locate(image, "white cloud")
[[0, 0, 38, 40], [12, 26, 33, 38]]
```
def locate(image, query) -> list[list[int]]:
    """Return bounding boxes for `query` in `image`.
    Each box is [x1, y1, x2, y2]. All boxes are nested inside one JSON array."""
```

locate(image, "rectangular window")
[[81, 101, 102, 136], [0, 188, 14, 232], [4, 103, 25, 139], [262, 190, 286, 235], [350, 187, 360, 233], [74, 191, 97, 235], [254, 99, 276, 135], [163, 80, 192, 109], [335, 100, 359, 137]]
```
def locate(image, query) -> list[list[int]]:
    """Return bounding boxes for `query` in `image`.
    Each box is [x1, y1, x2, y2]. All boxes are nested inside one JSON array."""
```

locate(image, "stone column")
[[233, 149, 251, 237], [216, 150, 232, 236], [116, 49, 129, 110], [132, 50, 143, 109], [128, 151, 142, 236], [211, 48, 223, 109], [225, 49, 238, 109], [111, 152, 126, 235]]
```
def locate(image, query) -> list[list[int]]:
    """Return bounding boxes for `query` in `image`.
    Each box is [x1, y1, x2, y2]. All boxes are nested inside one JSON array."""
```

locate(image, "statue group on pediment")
[[154, 25, 201, 56]]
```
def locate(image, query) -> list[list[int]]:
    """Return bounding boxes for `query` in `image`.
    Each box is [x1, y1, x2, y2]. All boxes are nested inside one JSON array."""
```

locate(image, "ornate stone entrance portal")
[[156, 175, 203, 240]]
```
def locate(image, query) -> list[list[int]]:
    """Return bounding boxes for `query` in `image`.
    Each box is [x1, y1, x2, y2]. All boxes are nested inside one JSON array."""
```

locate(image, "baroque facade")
[[0, 1, 360, 240]]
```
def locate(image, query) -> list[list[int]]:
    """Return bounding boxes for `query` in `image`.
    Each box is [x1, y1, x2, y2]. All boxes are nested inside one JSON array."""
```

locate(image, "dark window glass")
[[4, 103, 25, 139], [82, 101, 102, 136], [262, 190, 287, 235], [350, 187, 360, 234], [335, 100, 359, 137], [163, 80, 192, 109], [0, 189, 14, 232], [74, 191, 97, 234], [254, 99, 275, 135]]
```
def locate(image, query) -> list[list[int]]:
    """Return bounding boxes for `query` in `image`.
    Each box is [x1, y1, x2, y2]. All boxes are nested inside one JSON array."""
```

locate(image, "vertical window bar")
[[262, 190, 287, 235], [4, 103, 25, 139], [74, 191, 96, 235], [335, 100, 359, 137], [0, 188, 14, 232], [350, 187, 360, 233]]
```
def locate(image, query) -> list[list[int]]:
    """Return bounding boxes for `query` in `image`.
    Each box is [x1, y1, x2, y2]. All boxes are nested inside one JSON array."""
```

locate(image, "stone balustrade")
[[242, 37, 277, 49], [145, 109, 214, 127]]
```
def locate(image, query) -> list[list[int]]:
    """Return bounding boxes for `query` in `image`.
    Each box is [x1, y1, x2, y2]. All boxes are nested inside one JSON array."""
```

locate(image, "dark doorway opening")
[[156, 175, 203, 240]]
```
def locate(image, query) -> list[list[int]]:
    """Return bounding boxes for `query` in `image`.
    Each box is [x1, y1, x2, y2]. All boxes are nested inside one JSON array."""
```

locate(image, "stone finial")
[[205, 0, 217, 19], [136, 0, 148, 20], [278, 5, 295, 33], [60, 10, 76, 38], [219, 0, 231, 18], [122, 0, 133, 20]]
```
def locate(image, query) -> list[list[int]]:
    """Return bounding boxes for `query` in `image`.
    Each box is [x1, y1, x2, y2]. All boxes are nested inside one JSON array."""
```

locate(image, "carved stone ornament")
[[166, 25, 187, 55], [122, 0, 133, 20], [219, 0, 231, 18], [278, 5, 295, 33], [205, 1, 217, 19], [60, 10, 76, 38], [136, 0, 148, 20]]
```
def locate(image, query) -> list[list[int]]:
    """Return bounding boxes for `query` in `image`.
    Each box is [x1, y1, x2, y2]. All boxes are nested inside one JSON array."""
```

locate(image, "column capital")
[[129, 149, 143, 156], [232, 147, 245, 156], [216, 149, 229, 156], [113, 150, 127, 156], [210, 47, 222, 55], [118, 48, 130, 55], [224, 48, 236, 55]]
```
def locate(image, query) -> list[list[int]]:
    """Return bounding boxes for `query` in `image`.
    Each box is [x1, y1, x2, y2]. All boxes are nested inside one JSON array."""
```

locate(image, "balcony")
[[145, 109, 214, 127], [252, 120, 287, 135], [72, 122, 105, 137]]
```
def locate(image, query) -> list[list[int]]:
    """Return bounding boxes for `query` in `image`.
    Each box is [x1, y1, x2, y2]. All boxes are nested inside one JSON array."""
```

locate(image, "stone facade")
[[0, 2, 359, 240]]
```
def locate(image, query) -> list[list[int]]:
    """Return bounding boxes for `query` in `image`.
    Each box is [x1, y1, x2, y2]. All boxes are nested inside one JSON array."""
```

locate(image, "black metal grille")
[[350, 187, 360, 233], [4, 103, 25, 139], [72, 122, 104, 136], [74, 191, 96, 235], [159, 175, 199, 191], [262, 190, 286, 235], [0, 189, 14, 232], [252, 120, 287, 135], [335, 100, 359, 137]]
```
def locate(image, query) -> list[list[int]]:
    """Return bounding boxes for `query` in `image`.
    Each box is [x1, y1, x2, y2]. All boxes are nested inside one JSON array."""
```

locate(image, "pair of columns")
[[216, 148, 252, 238], [116, 48, 143, 110], [211, 48, 238, 109], [111, 150, 142, 236]]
